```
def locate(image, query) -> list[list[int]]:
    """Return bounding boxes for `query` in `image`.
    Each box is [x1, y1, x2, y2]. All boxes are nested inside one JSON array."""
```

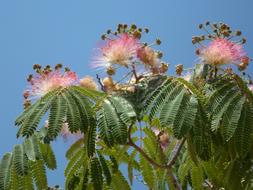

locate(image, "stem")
[[131, 63, 139, 83], [167, 169, 182, 190], [96, 74, 105, 92], [128, 125, 186, 169], [167, 138, 186, 167], [128, 125, 165, 168]]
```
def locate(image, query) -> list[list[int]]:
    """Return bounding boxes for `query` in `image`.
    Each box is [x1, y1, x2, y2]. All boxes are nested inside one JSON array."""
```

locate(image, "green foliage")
[[13, 144, 29, 176], [139, 155, 155, 188], [97, 152, 112, 185], [111, 170, 131, 190], [15, 86, 100, 140], [0, 133, 56, 190], [234, 103, 253, 158], [39, 142, 57, 170], [16, 91, 56, 137], [191, 165, 204, 190], [0, 153, 12, 190], [90, 157, 103, 190], [97, 96, 136, 147], [3, 40, 253, 190], [30, 160, 48, 190]]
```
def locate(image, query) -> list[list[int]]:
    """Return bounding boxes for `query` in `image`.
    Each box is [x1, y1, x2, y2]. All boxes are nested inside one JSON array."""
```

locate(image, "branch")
[[167, 169, 182, 190], [127, 124, 186, 169], [96, 74, 105, 92], [167, 137, 186, 167], [127, 125, 166, 169]]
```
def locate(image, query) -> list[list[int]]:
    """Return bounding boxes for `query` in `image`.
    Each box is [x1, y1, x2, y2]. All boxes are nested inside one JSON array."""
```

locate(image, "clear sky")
[[0, 0, 253, 189]]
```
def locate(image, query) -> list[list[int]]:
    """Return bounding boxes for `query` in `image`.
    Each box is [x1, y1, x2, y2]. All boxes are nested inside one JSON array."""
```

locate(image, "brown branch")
[[96, 74, 105, 92], [167, 169, 182, 190], [167, 137, 186, 167], [127, 124, 166, 169], [131, 63, 139, 83], [127, 124, 186, 169]]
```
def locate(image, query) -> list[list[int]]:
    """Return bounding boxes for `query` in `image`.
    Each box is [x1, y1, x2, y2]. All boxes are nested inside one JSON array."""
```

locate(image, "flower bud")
[[175, 64, 183, 76], [156, 39, 162, 45], [241, 56, 250, 65], [236, 30, 242, 36], [237, 62, 248, 71], [106, 66, 116, 75]]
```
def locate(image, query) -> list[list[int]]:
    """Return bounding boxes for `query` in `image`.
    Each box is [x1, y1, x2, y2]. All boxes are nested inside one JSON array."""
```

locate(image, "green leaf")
[[17, 172, 34, 190], [0, 153, 12, 190], [108, 96, 136, 125], [39, 143, 57, 170], [111, 170, 131, 190], [97, 152, 111, 185], [223, 96, 245, 141], [23, 136, 41, 161], [63, 91, 83, 133], [66, 138, 84, 160], [68, 89, 95, 133], [30, 160, 48, 190], [90, 157, 103, 190], [48, 94, 67, 139], [65, 148, 85, 189], [178, 157, 192, 184], [18, 91, 56, 137], [97, 98, 128, 146], [139, 155, 155, 188], [235, 103, 253, 158], [191, 165, 204, 190], [211, 91, 240, 131], [13, 144, 28, 176], [87, 124, 96, 158]]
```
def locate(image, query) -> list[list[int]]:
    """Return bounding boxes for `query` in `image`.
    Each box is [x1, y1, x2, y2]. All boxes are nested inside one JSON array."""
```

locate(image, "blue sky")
[[0, 0, 253, 189]]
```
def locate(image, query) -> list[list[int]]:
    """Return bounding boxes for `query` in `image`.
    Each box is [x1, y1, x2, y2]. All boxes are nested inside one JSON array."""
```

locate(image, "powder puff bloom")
[[102, 76, 116, 93], [137, 46, 159, 67], [249, 85, 253, 93], [60, 122, 82, 141], [94, 33, 140, 68], [182, 72, 192, 82], [80, 76, 98, 90], [199, 38, 245, 66], [28, 70, 78, 99], [152, 127, 170, 151], [45, 121, 82, 141]]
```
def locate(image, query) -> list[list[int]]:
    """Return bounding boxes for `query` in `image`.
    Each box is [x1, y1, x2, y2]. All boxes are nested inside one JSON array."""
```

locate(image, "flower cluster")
[[193, 22, 250, 70], [199, 38, 245, 66], [93, 24, 169, 93], [94, 33, 140, 68], [152, 127, 170, 151], [80, 75, 98, 90], [45, 121, 82, 141], [23, 64, 78, 108]]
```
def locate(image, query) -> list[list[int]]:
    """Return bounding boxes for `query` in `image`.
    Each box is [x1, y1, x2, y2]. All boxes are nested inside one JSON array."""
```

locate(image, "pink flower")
[[80, 76, 98, 90], [28, 70, 78, 99], [151, 127, 170, 151], [45, 121, 82, 141], [199, 38, 245, 66], [60, 122, 82, 141], [182, 72, 192, 82], [137, 46, 159, 67], [94, 33, 140, 68], [249, 85, 253, 93]]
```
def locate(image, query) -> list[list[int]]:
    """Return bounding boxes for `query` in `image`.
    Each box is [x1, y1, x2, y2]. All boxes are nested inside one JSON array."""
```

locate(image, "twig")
[[128, 125, 165, 169], [131, 63, 139, 83], [167, 138, 186, 167], [167, 169, 182, 190], [96, 74, 105, 92], [128, 124, 186, 169]]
